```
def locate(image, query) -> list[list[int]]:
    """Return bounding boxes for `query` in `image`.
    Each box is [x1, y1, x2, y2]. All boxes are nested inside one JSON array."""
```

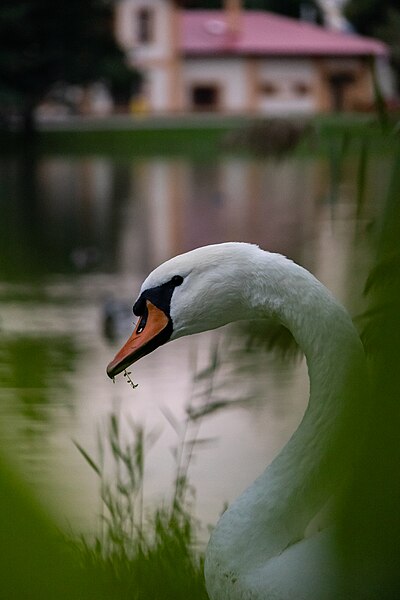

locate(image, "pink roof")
[[181, 10, 388, 57]]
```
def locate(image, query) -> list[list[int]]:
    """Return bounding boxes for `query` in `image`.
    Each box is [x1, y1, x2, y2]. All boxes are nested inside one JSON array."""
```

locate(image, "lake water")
[[0, 150, 382, 538]]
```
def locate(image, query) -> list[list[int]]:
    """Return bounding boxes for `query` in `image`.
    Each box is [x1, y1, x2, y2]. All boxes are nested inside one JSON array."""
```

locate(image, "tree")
[[0, 0, 139, 135], [345, 0, 400, 90], [180, 0, 322, 22]]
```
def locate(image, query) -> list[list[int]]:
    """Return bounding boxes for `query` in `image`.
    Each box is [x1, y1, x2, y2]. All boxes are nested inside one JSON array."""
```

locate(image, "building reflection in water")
[[117, 157, 320, 273]]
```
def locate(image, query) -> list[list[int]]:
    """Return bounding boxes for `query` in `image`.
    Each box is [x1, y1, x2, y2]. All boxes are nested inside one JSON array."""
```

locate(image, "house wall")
[[115, 0, 173, 61], [182, 58, 249, 112], [115, 0, 181, 112], [145, 67, 174, 112], [182, 57, 318, 114], [256, 58, 317, 114], [316, 57, 374, 111], [346, 60, 373, 110]]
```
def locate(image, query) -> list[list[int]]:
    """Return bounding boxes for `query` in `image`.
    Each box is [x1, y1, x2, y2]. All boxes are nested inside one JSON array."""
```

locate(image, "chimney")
[[224, 0, 242, 36]]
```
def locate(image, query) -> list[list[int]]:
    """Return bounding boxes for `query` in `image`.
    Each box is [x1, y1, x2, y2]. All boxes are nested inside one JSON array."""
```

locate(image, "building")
[[115, 0, 391, 115]]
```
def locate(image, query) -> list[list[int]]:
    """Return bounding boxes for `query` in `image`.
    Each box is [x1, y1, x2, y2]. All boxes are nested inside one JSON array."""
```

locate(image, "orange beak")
[[106, 300, 171, 378]]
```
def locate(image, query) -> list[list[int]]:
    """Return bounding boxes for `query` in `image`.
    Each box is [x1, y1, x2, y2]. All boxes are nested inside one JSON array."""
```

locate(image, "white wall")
[[257, 58, 317, 114], [182, 58, 249, 111], [115, 0, 177, 112], [182, 57, 318, 114], [145, 67, 172, 112]]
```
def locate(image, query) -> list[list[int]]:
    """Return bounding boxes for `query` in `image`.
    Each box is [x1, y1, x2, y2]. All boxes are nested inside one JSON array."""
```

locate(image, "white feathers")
[[139, 243, 365, 600]]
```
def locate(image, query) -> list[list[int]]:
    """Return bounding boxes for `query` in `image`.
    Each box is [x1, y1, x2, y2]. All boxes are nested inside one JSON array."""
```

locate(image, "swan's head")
[[106, 243, 261, 378]]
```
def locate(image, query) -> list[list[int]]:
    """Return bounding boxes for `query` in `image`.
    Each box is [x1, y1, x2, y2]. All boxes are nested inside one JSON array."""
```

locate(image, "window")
[[191, 85, 219, 111], [292, 82, 311, 96], [137, 8, 153, 44], [260, 82, 279, 96]]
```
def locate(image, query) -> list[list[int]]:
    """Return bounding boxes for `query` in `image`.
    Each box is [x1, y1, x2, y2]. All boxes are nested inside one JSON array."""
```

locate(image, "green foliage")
[[185, 0, 321, 20], [75, 412, 208, 599], [0, 335, 77, 435], [345, 0, 400, 90], [345, 0, 398, 37], [0, 452, 108, 600], [337, 127, 400, 597], [27, 123, 237, 157], [0, 0, 138, 129], [221, 118, 312, 155]]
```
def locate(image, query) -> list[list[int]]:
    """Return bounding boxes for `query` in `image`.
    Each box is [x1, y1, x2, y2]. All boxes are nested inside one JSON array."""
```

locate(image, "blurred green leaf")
[[0, 452, 107, 600]]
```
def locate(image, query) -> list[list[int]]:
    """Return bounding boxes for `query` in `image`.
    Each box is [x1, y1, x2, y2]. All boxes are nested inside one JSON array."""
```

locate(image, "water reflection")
[[121, 158, 319, 270], [0, 151, 378, 533], [0, 335, 77, 432]]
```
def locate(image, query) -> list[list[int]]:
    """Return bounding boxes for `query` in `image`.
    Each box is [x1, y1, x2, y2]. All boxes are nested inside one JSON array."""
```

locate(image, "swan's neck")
[[205, 252, 365, 588]]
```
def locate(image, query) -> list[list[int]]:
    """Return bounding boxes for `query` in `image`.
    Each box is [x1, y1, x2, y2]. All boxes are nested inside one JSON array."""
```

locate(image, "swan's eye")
[[171, 275, 183, 286], [136, 314, 147, 334], [136, 303, 148, 334]]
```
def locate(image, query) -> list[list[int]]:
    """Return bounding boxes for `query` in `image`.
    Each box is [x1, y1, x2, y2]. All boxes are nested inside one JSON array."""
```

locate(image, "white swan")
[[107, 242, 365, 600]]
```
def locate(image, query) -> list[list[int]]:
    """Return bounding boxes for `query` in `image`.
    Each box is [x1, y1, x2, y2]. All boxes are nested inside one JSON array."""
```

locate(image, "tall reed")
[[75, 404, 208, 599]]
